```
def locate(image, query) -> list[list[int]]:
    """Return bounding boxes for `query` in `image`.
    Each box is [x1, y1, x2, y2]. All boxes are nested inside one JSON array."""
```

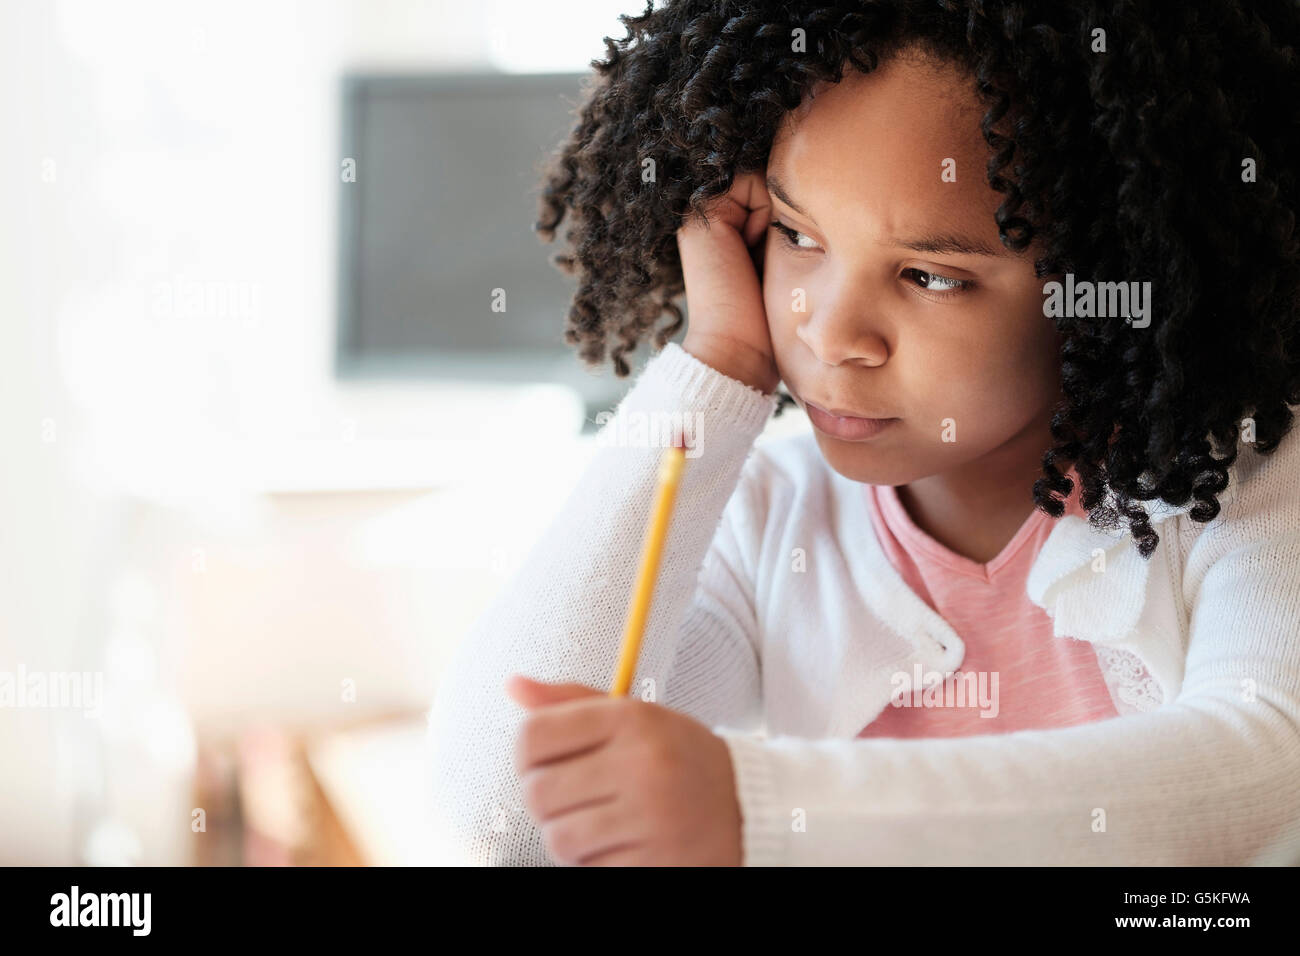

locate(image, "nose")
[[794, 288, 890, 368]]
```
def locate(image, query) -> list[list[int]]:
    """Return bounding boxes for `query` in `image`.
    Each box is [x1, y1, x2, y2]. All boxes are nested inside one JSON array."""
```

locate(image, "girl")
[[427, 0, 1300, 865]]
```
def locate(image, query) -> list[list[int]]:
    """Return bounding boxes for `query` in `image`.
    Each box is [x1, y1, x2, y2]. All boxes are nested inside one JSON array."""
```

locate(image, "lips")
[[804, 398, 895, 420], [800, 397, 899, 442]]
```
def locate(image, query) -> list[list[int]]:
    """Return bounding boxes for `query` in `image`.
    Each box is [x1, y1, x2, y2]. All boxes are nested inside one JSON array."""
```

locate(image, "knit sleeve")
[[716, 466, 1300, 866], [426, 342, 778, 865], [661, 457, 767, 734]]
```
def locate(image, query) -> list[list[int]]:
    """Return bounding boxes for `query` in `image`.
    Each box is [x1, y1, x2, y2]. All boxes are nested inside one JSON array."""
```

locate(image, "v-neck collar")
[[820, 463, 1201, 739], [873, 482, 1054, 582]]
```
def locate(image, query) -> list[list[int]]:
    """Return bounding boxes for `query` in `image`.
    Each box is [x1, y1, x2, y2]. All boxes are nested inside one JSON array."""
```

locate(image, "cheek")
[[910, 314, 1059, 432], [981, 309, 1062, 398], [761, 277, 786, 353], [761, 257, 808, 340]]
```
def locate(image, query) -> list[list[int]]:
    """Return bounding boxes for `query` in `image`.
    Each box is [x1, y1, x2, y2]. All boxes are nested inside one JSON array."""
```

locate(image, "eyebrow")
[[766, 173, 1013, 259], [891, 232, 1012, 258], [766, 174, 812, 219]]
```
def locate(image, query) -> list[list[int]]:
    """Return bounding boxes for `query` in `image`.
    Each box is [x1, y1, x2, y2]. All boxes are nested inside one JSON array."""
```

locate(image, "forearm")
[[719, 691, 1300, 865], [427, 343, 778, 865]]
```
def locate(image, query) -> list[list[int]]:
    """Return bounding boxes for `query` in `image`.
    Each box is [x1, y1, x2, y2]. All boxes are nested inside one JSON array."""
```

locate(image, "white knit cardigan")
[[426, 342, 1300, 865]]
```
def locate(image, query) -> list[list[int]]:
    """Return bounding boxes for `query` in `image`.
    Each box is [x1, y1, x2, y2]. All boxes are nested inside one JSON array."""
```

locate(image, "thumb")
[[505, 674, 607, 710]]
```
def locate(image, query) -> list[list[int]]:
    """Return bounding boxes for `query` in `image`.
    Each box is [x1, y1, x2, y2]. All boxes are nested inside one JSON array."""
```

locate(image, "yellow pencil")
[[610, 442, 688, 697]]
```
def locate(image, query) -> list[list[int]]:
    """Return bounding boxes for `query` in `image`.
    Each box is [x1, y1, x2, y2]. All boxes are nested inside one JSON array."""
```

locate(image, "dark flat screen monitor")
[[335, 71, 680, 421]]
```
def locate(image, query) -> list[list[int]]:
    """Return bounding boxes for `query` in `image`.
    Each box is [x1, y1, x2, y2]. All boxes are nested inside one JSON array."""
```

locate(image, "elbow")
[[1250, 704, 1300, 864], [426, 708, 553, 866], [1203, 691, 1300, 864]]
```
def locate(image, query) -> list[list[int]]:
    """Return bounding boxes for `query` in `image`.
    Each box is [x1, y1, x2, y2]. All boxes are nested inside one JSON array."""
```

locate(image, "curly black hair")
[[533, 0, 1300, 559]]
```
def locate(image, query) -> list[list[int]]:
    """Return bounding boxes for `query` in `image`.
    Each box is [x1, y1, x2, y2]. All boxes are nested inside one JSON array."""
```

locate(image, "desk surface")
[[306, 715, 464, 865]]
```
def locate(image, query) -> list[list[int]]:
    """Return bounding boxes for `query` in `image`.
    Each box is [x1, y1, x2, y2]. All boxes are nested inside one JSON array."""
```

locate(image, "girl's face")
[[763, 51, 1063, 487]]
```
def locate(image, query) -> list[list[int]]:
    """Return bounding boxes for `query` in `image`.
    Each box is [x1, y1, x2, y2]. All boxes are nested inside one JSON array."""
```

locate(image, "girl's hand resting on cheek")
[[676, 169, 781, 395], [505, 674, 744, 866]]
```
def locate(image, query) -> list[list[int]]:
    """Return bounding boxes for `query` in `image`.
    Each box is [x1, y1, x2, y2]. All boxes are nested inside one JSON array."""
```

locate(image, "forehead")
[[768, 55, 1002, 238]]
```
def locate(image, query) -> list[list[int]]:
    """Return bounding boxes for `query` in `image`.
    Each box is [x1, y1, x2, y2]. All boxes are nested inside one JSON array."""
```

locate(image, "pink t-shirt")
[[857, 471, 1120, 738]]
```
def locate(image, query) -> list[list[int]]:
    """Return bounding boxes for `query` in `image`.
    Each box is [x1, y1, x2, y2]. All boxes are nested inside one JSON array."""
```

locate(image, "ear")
[[505, 674, 606, 710]]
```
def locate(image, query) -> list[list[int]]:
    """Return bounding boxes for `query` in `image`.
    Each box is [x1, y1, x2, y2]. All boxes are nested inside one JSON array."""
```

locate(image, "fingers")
[[579, 842, 646, 866], [750, 228, 768, 276], [505, 675, 603, 708], [678, 168, 770, 240], [513, 696, 626, 773], [735, 170, 772, 247], [520, 743, 619, 822], [742, 211, 770, 250], [542, 799, 643, 867]]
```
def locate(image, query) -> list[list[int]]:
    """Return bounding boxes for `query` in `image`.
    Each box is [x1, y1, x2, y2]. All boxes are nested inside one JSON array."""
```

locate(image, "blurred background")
[[0, 0, 809, 865]]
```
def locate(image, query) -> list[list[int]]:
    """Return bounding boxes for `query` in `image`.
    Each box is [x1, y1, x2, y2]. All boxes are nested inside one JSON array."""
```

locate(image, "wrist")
[[682, 334, 780, 395]]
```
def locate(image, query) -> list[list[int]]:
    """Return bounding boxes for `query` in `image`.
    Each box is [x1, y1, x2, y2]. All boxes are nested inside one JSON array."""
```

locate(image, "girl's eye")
[[902, 267, 974, 298], [770, 220, 821, 252], [769, 224, 973, 299]]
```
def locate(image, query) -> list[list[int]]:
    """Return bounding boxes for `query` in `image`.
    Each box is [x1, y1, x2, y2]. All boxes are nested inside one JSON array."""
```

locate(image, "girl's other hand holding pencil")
[[505, 674, 743, 866]]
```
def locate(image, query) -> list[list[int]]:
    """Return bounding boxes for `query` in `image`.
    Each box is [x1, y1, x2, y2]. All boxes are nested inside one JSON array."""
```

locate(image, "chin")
[[811, 430, 919, 486]]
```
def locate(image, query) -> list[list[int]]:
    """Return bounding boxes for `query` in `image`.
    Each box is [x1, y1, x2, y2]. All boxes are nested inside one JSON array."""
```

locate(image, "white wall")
[[0, 0, 809, 864]]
